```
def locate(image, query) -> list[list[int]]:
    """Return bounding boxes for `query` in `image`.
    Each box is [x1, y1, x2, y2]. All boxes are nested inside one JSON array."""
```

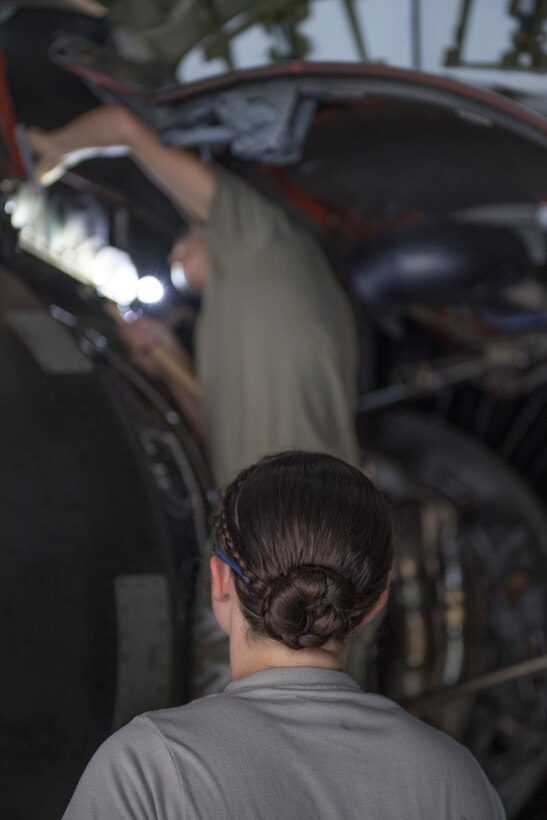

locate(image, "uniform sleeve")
[[202, 169, 295, 279], [470, 758, 507, 819], [450, 741, 507, 819], [61, 716, 183, 820]]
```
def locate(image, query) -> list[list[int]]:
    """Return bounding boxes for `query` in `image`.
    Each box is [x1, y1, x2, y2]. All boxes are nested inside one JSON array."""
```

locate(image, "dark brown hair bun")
[[261, 566, 357, 649], [213, 451, 394, 652]]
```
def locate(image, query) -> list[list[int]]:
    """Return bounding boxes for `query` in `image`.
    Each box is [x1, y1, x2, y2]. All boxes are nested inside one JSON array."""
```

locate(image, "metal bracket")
[[161, 82, 316, 164]]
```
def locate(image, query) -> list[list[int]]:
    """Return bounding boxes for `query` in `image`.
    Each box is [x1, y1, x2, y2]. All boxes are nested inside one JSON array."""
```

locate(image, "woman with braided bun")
[[62, 451, 505, 820]]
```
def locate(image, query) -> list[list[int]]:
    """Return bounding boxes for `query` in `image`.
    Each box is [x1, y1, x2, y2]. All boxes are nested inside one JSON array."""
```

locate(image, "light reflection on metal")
[[170, 261, 188, 291], [8, 184, 140, 305], [136, 275, 165, 304]]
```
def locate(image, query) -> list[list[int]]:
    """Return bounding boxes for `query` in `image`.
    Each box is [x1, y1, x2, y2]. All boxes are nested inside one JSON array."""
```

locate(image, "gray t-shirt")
[[62, 667, 505, 819], [196, 170, 359, 487]]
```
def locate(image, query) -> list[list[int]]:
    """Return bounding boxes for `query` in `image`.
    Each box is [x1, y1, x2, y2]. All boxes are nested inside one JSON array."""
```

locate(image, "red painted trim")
[[155, 61, 547, 137], [59, 56, 547, 139], [0, 52, 26, 180], [262, 165, 421, 238]]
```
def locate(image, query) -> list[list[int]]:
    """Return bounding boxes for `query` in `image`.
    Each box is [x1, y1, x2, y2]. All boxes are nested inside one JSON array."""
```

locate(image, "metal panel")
[[113, 574, 173, 729]]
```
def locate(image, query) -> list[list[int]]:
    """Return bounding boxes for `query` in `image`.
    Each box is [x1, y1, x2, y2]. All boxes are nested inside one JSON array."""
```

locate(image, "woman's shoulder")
[[139, 690, 241, 739]]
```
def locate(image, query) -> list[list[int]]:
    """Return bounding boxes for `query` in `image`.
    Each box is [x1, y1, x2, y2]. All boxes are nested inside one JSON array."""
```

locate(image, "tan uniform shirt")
[[197, 170, 359, 487]]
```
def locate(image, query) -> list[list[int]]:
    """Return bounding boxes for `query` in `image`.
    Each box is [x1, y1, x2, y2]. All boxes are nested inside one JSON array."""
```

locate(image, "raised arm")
[[28, 105, 215, 222]]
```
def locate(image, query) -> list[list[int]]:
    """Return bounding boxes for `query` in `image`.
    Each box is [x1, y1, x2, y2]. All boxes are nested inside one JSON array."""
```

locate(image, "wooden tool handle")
[[148, 344, 201, 400], [103, 300, 200, 400]]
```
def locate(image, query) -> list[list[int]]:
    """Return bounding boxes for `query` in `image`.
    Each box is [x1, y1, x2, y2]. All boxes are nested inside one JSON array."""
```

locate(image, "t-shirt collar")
[[224, 666, 362, 693]]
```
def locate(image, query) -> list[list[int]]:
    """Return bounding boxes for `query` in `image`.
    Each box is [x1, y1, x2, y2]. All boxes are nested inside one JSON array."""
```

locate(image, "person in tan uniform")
[[29, 105, 359, 488], [29, 107, 361, 699]]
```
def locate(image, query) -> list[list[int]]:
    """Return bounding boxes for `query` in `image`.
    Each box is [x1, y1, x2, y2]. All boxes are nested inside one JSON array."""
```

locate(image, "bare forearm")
[[51, 105, 215, 221], [49, 105, 133, 161], [127, 121, 214, 222]]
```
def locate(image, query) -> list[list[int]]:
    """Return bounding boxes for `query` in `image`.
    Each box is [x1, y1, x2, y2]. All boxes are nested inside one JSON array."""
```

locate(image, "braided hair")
[[212, 451, 394, 651]]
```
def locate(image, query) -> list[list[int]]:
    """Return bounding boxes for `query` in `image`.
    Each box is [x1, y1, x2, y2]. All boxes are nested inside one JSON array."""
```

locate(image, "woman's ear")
[[362, 588, 389, 625], [210, 555, 232, 602], [210, 555, 235, 636]]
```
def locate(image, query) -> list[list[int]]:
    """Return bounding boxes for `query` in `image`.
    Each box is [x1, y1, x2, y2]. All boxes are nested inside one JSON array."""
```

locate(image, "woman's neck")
[[229, 618, 347, 682]]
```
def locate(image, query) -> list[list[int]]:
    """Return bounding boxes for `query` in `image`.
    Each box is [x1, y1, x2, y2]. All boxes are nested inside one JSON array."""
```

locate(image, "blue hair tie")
[[214, 547, 250, 584]]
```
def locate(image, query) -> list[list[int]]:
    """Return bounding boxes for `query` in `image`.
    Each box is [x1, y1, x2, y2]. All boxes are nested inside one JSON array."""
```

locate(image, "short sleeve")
[[202, 169, 295, 279], [61, 716, 183, 820]]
